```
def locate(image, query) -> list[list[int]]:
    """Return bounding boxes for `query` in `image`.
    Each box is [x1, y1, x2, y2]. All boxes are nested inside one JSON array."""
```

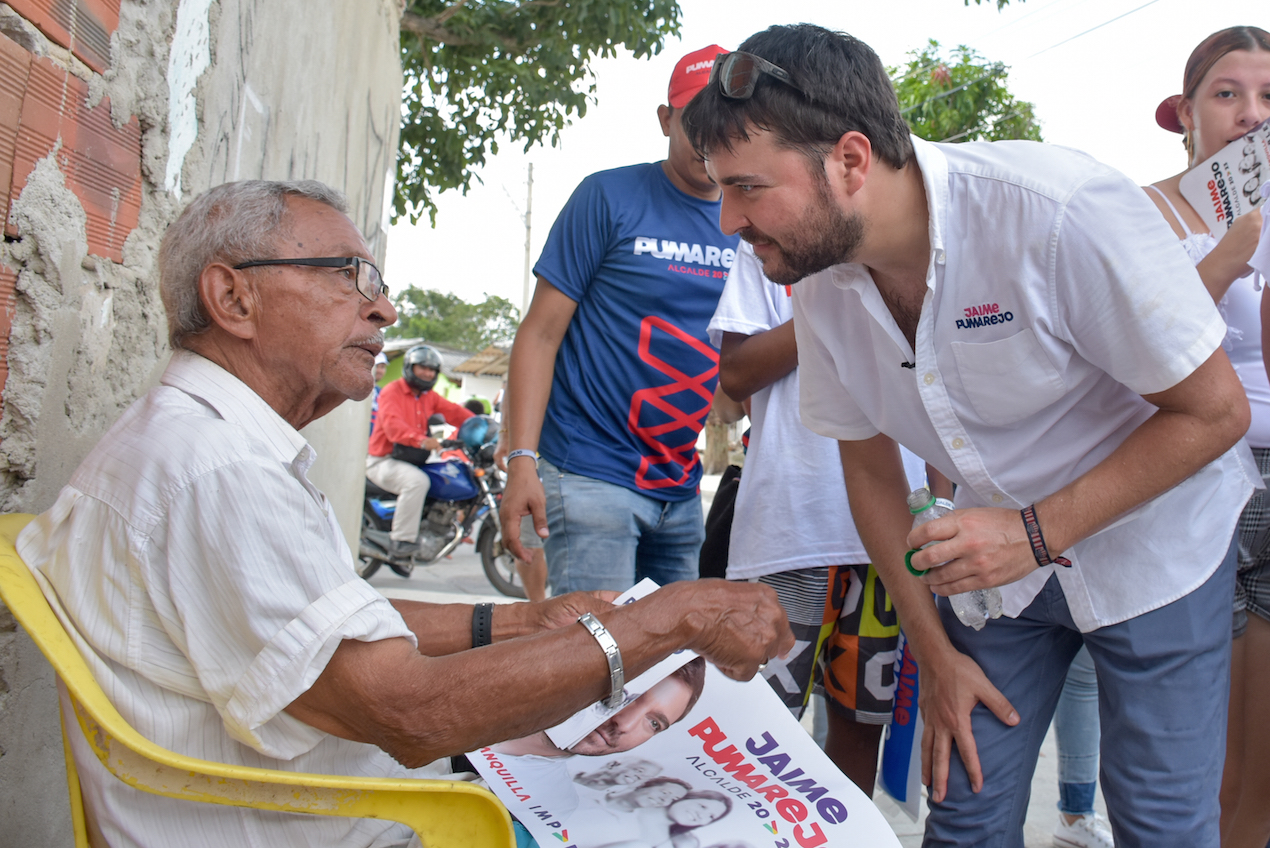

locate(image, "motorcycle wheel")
[[357, 510, 386, 580], [356, 555, 383, 580], [477, 519, 527, 599]]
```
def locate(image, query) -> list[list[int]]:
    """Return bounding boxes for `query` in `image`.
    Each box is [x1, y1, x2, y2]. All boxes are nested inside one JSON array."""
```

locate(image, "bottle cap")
[[905, 549, 930, 576], [907, 487, 935, 514]]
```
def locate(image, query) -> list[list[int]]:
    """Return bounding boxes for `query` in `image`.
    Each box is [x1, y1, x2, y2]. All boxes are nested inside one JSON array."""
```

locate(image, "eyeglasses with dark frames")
[[232, 257, 389, 303], [710, 51, 808, 101]]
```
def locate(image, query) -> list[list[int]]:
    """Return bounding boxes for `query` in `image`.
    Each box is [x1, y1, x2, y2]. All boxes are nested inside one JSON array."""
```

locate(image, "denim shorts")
[[538, 458, 703, 593]]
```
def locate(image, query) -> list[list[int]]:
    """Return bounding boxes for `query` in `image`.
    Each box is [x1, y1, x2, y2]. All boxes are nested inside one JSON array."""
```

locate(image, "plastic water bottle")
[[907, 487, 1003, 631]]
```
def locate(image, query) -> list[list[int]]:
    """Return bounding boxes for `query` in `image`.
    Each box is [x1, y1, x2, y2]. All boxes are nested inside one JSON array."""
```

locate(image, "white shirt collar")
[[913, 135, 949, 270], [161, 350, 312, 469]]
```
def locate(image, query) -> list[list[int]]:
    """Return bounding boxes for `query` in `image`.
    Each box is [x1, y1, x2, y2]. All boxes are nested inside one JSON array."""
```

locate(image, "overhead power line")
[[1026, 0, 1164, 58]]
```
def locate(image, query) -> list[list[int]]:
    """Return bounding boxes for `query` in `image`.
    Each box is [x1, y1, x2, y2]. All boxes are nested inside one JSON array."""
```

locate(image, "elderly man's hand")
[[657, 580, 794, 681]]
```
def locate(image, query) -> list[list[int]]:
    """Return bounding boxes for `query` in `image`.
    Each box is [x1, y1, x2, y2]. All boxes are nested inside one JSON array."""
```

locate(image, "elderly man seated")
[[16, 180, 793, 848]]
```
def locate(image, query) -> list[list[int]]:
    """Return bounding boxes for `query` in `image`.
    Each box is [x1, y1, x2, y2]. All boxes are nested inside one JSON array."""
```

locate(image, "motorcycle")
[[358, 415, 528, 598]]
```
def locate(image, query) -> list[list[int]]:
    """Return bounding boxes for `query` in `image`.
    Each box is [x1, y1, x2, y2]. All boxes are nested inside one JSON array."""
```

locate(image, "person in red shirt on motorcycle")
[[367, 345, 473, 558]]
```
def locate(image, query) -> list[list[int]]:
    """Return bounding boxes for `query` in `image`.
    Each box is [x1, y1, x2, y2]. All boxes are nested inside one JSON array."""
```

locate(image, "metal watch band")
[[471, 602, 494, 648], [577, 612, 624, 709], [506, 448, 537, 464]]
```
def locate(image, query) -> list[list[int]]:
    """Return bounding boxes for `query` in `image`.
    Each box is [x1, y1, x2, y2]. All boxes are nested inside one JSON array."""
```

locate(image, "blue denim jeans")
[[538, 458, 704, 593], [1054, 645, 1100, 815], [924, 536, 1236, 848]]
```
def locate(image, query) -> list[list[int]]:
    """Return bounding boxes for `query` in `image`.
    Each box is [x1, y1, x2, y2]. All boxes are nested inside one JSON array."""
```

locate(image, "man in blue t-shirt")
[[500, 44, 740, 594]]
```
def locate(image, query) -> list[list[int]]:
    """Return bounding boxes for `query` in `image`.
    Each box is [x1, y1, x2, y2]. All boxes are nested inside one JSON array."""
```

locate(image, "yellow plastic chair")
[[0, 514, 515, 848]]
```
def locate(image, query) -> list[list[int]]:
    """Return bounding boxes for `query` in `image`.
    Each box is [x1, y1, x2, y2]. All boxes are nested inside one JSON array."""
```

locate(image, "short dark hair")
[[681, 24, 913, 170], [670, 656, 707, 723]]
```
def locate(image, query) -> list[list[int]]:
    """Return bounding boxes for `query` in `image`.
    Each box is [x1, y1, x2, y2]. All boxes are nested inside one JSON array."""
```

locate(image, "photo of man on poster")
[[488, 659, 708, 818]]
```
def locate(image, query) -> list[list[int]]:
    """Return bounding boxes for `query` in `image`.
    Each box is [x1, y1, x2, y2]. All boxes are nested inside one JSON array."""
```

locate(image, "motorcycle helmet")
[[457, 414, 497, 450], [402, 345, 443, 393]]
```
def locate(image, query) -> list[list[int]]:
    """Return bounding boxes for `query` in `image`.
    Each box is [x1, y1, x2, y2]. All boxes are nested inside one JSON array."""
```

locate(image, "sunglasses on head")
[[710, 51, 808, 100]]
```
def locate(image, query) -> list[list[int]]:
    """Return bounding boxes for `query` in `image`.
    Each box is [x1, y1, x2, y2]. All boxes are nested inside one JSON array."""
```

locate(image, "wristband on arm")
[[506, 449, 537, 464], [1021, 504, 1071, 567], [471, 603, 494, 648]]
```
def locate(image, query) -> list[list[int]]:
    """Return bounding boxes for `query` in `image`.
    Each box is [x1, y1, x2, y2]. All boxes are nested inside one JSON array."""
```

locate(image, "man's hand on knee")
[[919, 649, 1019, 802]]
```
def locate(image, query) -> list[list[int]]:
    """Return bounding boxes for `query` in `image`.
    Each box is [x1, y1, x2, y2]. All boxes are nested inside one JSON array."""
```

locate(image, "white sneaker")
[[1053, 813, 1114, 848]]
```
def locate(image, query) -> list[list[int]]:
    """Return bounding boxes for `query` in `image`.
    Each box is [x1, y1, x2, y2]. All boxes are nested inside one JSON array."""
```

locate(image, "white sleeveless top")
[[1148, 185, 1270, 447]]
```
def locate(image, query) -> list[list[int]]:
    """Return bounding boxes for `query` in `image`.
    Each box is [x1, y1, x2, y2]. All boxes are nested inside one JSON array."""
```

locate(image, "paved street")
[[369, 476, 1105, 847]]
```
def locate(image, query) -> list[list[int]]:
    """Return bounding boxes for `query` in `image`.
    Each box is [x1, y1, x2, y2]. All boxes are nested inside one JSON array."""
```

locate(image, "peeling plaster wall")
[[0, 1, 403, 841]]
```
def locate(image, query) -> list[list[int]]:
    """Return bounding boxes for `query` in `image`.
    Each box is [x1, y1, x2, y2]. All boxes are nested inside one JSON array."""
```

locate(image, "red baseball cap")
[[1156, 94, 1184, 134], [668, 44, 727, 108]]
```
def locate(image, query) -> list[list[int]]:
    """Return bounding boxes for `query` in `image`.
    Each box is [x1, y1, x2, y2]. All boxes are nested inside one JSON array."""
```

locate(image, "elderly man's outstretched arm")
[[286, 579, 793, 768]]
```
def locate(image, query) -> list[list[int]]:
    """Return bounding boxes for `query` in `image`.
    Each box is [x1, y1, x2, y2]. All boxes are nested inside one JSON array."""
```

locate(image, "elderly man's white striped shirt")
[[18, 351, 451, 848]]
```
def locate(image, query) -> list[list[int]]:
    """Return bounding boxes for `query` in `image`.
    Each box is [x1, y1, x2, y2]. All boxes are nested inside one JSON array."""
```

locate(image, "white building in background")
[[452, 346, 511, 414]]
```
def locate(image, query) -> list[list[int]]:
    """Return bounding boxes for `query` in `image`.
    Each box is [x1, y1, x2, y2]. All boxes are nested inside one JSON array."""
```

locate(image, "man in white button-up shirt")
[[683, 25, 1256, 848], [15, 180, 793, 848]]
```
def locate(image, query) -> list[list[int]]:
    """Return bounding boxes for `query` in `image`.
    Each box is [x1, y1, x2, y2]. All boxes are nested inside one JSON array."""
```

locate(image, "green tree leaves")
[[397, 0, 681, 224], [890, 40, 1042, 144], [395, 2, 1037, 225], [388, 287, 522, 351]]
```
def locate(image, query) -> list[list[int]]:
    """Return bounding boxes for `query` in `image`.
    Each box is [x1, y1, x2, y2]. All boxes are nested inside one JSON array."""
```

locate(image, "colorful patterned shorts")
[[757, 564, 899, 725]]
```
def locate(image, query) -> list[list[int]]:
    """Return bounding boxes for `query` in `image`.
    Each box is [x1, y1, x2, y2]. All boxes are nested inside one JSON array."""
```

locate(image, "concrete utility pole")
[[521, 163, 534, 317]]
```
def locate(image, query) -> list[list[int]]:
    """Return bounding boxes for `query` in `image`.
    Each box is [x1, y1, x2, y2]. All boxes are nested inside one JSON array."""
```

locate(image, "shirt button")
[[923, 372, 936, 385], [991, 494, 1004, 504], [934, 248, 946, 265], [951, 437, 965, 450]]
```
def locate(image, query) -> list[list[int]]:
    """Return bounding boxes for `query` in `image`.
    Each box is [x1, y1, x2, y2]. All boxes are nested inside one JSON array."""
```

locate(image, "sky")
[[384, 0, 1265, 313]]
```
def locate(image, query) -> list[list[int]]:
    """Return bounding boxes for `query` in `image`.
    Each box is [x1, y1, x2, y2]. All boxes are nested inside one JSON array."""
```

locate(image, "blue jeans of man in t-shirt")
[[538, 458, 703, 593]]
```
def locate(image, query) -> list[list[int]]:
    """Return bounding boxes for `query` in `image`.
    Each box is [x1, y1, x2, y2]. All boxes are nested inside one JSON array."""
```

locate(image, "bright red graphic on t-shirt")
[[627, 316, 719, 490]]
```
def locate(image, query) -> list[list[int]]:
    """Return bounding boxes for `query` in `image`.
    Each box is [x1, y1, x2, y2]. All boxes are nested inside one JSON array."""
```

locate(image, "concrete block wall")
[[0, 0, 404, 842]]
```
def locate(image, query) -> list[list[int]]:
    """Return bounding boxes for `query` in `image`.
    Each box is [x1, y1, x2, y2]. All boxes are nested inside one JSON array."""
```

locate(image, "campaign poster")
[[1179, 116, 1270, 233], [877, 629, 923, 823], [471, 663, 901, 848], [546, 580, 698, 751]]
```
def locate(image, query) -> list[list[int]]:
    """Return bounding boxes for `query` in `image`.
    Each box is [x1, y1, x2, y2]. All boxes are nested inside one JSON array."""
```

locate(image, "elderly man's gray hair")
[[158, 180, 350, 350]]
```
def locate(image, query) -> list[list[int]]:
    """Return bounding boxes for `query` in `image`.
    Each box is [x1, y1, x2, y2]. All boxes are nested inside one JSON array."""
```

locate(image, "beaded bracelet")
[[1021, 504, 1071, 567]]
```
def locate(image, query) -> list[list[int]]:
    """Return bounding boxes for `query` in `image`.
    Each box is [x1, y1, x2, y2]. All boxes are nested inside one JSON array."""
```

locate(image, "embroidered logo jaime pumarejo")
[[955, 302, 1014, 330]]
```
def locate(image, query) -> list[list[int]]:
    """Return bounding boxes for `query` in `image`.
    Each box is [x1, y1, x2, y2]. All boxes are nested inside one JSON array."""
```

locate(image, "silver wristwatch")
[[577, 613, 624, 709]]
